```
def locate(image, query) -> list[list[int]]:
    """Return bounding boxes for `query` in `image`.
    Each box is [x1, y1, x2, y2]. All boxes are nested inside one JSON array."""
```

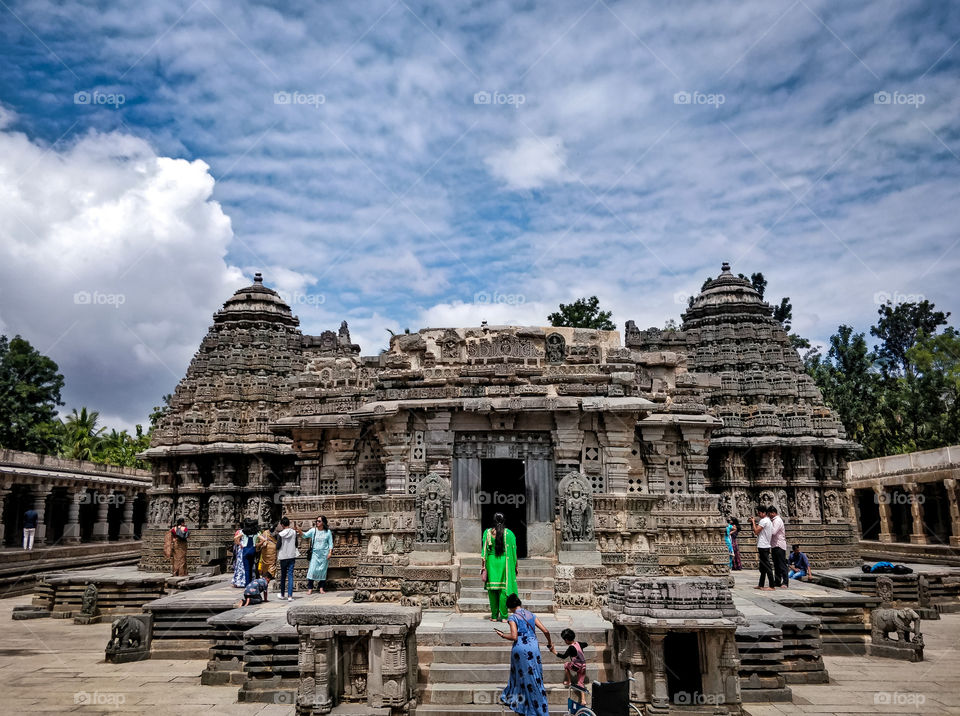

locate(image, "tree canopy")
[[547, 296, 615, 330], [0, 335, 65, 453]]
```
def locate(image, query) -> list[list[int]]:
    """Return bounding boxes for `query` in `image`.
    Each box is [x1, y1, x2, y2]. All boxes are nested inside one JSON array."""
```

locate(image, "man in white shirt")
[[276, 517, 299, 601], [768, 506, 789, 589], [750, 506, 775, 590]]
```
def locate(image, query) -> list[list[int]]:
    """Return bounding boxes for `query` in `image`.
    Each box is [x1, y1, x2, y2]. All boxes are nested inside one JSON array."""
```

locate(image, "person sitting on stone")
[[788, 544, 811, 580], [239, 575, 270, 607]]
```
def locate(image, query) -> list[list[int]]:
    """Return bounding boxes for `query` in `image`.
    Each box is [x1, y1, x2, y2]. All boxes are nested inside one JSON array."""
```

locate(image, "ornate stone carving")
[[558, 471, 594, 542], [876, 575, 894, 604], [148, 496, 173, 527], [545, 332, 566, 363], [415, 472, 450, 543]]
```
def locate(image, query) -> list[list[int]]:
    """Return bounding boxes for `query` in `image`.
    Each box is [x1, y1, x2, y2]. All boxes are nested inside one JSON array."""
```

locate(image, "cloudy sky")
[[1, 0, 958, 430]]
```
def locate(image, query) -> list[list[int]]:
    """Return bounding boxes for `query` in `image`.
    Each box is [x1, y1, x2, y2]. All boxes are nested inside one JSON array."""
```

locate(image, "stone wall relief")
[[558, 471, 594, 543], [415, 472, 450, 543]]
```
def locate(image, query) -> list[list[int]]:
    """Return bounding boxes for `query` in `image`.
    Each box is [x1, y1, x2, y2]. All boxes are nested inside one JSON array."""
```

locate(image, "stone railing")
[[287, 603, 421, 715]]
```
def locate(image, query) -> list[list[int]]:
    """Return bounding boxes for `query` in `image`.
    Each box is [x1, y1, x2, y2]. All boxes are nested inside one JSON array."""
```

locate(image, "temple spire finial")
[[720, 261, 731, 274], [253, 272, 263, 284]]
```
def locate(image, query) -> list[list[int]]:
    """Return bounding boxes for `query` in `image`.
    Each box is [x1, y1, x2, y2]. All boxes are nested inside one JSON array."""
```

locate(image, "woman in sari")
[[495, 593, 551, 716], [168, 518, 189, 576], [232, 524, 247, 587], [256, 527, 278, 580], [726, 517, 743, 571], [482, 512, 517, 621], [296, 515, 333, 594]]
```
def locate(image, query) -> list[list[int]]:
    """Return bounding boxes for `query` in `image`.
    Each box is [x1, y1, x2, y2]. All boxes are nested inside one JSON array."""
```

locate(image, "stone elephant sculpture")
[[108, 615, 147, 650], [871, 607, 922, 645]]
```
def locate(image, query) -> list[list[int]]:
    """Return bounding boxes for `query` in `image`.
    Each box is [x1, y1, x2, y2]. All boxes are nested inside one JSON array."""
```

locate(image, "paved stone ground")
[[3, 589, 960, 715]]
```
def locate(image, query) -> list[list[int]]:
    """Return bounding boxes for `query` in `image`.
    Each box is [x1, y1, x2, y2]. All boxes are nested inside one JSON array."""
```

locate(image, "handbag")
[[480, 567, 487, 584]]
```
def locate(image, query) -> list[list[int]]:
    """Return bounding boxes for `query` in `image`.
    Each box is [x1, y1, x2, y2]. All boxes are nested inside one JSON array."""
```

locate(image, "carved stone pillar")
[[647, 633, 669, 709], [0, 482, 10, 547], [875, 485, 893, 543], [907, 483, 928, 545], [551, 411, 584, 478], [600, 415, 638, 495], [92, 491, 110, 541], [32, 486, 53, 545], [119, 491, 136, 541], [944, 479, 960, 547], [62, 489, 83, 544]]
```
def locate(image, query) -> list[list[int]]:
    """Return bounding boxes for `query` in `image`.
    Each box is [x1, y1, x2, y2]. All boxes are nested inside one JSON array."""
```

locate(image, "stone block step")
[[458, 597, 554, 613], [460, 587, 555, 601], [461, 577, 554, 590], [424, 644, 610, 665], [418, 682, 573, 706], [415, 706, 572, 716], [421, 661, 612, 683]]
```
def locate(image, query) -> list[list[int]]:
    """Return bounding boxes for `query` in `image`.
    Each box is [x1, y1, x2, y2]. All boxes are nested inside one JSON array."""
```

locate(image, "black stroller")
[[566, 678, 642, 716]]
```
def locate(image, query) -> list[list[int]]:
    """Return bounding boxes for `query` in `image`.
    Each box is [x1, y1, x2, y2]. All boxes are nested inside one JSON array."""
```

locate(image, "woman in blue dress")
[[296, 515, 334, 594], [495, 593, 552, 716]]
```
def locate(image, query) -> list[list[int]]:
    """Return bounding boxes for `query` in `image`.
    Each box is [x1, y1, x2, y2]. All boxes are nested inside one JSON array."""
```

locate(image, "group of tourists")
[[749, 504, 812, 590], [230, 514, 334, 603], [161, 513, 334, 605]]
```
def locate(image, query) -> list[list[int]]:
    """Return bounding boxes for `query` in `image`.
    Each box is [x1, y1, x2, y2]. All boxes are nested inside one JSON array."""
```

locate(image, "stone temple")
[[139, 263, 859, 599]]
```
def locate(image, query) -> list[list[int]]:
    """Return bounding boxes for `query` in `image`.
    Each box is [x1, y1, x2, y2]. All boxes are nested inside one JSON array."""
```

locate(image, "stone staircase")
[[417, 612, 613, 716], [457, 557, 556, 614]]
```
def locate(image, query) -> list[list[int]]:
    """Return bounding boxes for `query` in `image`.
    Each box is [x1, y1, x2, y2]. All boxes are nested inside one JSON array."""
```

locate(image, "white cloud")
[[0, 126, 242, 427], [485, 136, 570, 190]]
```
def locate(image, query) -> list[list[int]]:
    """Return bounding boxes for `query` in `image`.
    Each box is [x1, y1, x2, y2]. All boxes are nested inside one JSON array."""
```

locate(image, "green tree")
[[871, 300, 949, 377], [0, 335, 65, 454], [63, 407, 104, 461], [97, 425, 151, 468], [548, 296, 615, 330]]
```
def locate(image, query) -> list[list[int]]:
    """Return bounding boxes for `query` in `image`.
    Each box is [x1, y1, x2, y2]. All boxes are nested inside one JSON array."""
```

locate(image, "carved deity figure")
[[81, 584, 99, 615], [558, 471, 594, 542], [415, 472, 450, 543], [545, 332, 566, 363], [180, 496, 200, 526], [149, 496, 173, 527]]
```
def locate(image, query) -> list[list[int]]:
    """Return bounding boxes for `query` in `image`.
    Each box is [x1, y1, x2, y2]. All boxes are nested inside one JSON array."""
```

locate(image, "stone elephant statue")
[[108, 615, 147, 650], [871, 607, 922, 645]]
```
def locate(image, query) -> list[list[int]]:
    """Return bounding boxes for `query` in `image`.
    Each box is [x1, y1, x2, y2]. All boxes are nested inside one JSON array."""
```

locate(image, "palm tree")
[[63, 407, 104, 461]]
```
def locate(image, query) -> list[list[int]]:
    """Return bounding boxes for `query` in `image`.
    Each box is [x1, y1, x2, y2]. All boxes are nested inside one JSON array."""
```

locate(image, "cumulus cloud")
[[0, 124, 242, 429], [485, 136, 570, 190]]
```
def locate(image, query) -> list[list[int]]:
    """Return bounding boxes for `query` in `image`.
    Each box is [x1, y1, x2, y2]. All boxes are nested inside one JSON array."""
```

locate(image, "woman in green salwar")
[[482, 512, 518, 621]]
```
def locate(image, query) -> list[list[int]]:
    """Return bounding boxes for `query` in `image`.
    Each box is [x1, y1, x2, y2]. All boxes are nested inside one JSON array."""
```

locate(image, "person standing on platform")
[[750, 506, 774, 590], [23, 507, 39, 550], [296, 515, 333, 595], [725, 517, 743, 571], [482, 512, 518, 621], [769, 506, 789, 589], [256, 527, 278, 581], [276, 517, 298, 602], [166, 518, 189, 576], [231, 524, 247, 588]]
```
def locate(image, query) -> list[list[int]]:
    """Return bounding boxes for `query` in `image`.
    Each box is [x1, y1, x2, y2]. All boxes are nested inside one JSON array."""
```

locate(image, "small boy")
[[240, 576, 270, 607], [550, 628, 588, 688]]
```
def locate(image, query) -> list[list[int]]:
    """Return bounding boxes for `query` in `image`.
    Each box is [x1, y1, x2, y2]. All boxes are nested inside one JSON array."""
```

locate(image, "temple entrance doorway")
[[665, 632, 703, 705], [481, 458, 527, 558]]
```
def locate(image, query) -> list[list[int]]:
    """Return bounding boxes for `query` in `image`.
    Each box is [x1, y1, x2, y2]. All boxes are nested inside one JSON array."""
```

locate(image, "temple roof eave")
[[137, 441, 297, 460]]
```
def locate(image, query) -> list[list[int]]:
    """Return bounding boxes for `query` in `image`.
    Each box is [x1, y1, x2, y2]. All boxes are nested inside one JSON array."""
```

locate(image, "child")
[[239, 576, 270, 607], [550, 628, 587, 689]]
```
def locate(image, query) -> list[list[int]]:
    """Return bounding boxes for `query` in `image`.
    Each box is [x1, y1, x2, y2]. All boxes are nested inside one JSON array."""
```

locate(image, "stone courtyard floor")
[[1, 589, 959, 714]]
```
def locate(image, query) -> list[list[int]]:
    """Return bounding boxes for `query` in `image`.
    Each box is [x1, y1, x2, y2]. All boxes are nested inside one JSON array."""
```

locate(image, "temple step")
[[457, 597, 555, 613]]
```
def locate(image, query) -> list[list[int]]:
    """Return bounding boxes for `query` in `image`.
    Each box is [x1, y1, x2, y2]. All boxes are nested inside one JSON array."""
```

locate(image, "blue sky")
[[0, 0, 958, 430]]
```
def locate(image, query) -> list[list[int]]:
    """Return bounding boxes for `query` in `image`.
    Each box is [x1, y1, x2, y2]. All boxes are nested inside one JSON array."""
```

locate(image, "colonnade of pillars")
[[852, 479, 960, 548], [0, 483, 146, 548]]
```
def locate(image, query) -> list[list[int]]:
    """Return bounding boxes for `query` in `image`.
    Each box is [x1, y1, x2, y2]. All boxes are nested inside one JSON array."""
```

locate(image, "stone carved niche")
[[415, 472, 450, 543], [558, 471, 594, 542], [244, 495, 273, 526], [148, 496, 173, 527], [545, 332, 566, 364], [179, 496, 200, 526], [206, 494, 236, 527]]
